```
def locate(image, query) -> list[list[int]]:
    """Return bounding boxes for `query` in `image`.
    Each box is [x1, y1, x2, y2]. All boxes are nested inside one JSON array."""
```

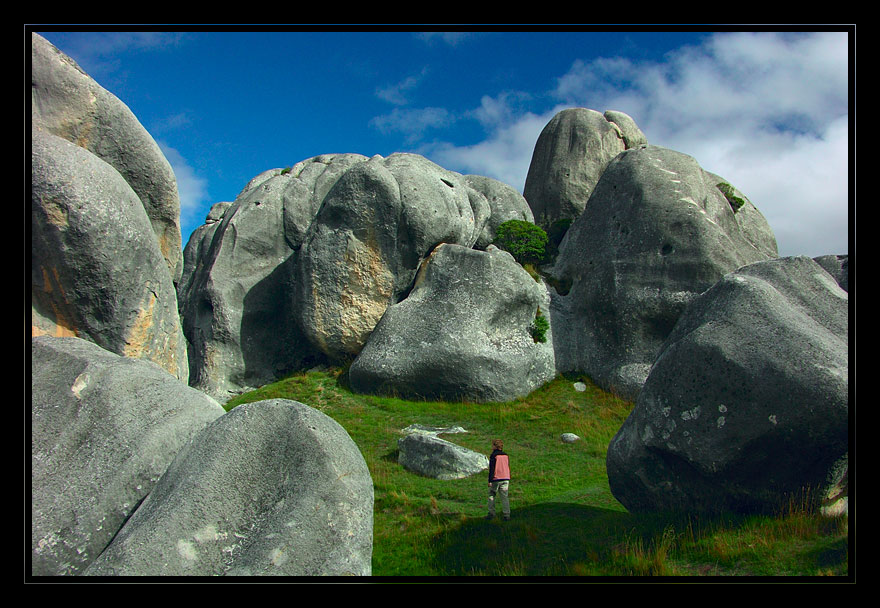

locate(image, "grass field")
[[224, 368, 849, 579]]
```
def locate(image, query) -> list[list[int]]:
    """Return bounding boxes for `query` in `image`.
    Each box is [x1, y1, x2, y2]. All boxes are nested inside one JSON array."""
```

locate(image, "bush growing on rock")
[[493, 220, 548, 265], [530, 308, 550, 343]]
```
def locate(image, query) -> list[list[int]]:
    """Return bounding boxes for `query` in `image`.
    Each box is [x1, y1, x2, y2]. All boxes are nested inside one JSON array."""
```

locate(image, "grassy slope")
[[224, 369, 849, 579]]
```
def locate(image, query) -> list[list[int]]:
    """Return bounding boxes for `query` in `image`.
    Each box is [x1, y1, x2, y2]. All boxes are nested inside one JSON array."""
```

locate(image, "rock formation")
[[84, 399, 374, 576], [523, 108, 646, 230], [31, 336, 225, 576], [177, 155, 367, 401], [548, 144, 778, 400], [348, 243, 556, 403], [30, 23, 849, 563], [606, 257, 848, 515], [32, 127, 189, 380], [178, 149, 539, 401], [31, 32, 183, 283], [294, 153, 492, 361]]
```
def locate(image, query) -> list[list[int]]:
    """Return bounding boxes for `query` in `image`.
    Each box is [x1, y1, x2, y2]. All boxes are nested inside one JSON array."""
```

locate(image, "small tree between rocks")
[[494, 220, 548, 265]]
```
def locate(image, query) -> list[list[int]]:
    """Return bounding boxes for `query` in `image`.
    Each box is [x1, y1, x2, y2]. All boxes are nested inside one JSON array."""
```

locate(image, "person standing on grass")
[[486, 439, 511, 521]]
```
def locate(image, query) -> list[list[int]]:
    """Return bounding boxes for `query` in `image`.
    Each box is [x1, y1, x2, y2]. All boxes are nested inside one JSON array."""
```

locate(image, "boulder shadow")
[[240, 254, 324, 387], [431, 502, 679, 577]]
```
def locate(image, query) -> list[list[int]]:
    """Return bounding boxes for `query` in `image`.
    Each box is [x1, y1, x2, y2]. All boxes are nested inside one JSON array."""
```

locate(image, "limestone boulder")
[[31, 33, 183, 283], [604, 110, 648, 149], [606, 257, 848, 516], [294, 153, 491, 360], [523, 108, 641, 229], [83, 399, 374, 576], [397, 425, 488, 480], [31, 336, 225, 576], [178, 155, 366, 401], [348, 243, 556, 403], [549, 145, 778, 399], [32, 128, 189, 380]]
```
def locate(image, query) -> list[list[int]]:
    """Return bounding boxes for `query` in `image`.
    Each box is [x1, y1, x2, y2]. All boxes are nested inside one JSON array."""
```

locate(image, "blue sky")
[[35, 27, 852, 258]]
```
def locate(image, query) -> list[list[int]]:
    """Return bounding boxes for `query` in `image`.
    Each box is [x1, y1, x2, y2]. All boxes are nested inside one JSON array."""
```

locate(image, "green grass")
[[224, 369, 849, 579]]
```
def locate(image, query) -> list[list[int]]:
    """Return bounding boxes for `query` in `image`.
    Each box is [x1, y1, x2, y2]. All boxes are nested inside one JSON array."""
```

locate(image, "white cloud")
[[423, 110, 552, 191], [157, 141, 209, 226], [369, 107, 455, 143], [425, 31, 850, 257], [375, 67, 430, 106]]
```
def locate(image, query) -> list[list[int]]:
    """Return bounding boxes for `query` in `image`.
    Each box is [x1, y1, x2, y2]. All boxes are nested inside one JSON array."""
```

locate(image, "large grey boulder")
[[83, 399, 374, 576], [604, 110, 648, 149], [397, 426, 489, 480], [31, 33, 183, 283], [294, 153, 491, 361], [32, 127, 189, 380], [523, 108, 643, 229], [349, 243, 555, 403], [549, 145, 778, 400], [31, 336, 225, 576], [606, 257, 848, 516], [178, 155, 366, 401]]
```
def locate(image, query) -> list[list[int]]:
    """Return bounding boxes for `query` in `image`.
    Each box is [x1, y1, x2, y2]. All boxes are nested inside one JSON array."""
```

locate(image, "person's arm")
[[488, 452, 496, 486]]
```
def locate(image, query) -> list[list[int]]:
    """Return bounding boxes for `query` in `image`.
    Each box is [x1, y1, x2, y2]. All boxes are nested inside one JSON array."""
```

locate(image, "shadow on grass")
[[431, 502, 678, 577]]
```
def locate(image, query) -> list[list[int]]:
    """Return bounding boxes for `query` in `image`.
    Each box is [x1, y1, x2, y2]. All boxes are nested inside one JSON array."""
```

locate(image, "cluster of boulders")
[[30, 33, 373, 577], [30, 30, 849, 578]]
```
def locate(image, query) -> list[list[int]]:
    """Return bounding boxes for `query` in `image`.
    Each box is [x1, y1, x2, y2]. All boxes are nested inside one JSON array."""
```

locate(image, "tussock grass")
[[225, 369, 849, 579]]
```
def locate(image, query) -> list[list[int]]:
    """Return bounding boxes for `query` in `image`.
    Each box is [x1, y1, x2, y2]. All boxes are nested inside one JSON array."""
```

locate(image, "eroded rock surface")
[[31, 336, 224, 576], [606, 257, 848, 515], [349, 243, 555, 403], [549, 145, 777, 399], [83, 399, 374, 576]]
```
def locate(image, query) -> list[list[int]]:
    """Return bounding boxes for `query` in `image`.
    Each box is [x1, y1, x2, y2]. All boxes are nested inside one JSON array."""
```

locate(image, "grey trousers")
[[488, 480, 510, 517]]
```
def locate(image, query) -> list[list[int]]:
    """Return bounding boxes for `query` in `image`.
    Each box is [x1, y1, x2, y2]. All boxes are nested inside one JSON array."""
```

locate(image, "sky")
[[33, 27, 853, 258]]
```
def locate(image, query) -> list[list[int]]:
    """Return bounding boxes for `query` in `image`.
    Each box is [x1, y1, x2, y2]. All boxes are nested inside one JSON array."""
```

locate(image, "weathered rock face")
[[606, 257, 848, 516], [349, 243, 556, 403], [397, 425, 489, 480], [178, 155, 366, 401], [294, 153, 491, 361], [604, 110, 649, 149], [813, 254, 849, 292], [523, 108, 645, 229], [177, 201, 231, 301], [549, 145, 778, 400], [31, 336, 225, 576], [464, 174, 535, 249], [32, 128, 189, 380], [31, 33, 183, 283], [83, 399, 374, 577]]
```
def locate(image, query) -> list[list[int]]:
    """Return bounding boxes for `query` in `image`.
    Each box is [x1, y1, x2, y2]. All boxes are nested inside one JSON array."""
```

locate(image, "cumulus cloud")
[[428, 31, 850, 257]]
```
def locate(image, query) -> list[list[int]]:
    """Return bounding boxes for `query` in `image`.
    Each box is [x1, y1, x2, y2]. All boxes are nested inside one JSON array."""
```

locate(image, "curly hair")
[[491, 439, 504, 451]]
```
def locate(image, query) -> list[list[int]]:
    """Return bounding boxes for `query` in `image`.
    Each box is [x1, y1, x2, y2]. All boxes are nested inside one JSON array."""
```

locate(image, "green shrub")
[[494, 220, 548, 265], [717, 182, 746, 213], [530, 308, 550, 343]]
